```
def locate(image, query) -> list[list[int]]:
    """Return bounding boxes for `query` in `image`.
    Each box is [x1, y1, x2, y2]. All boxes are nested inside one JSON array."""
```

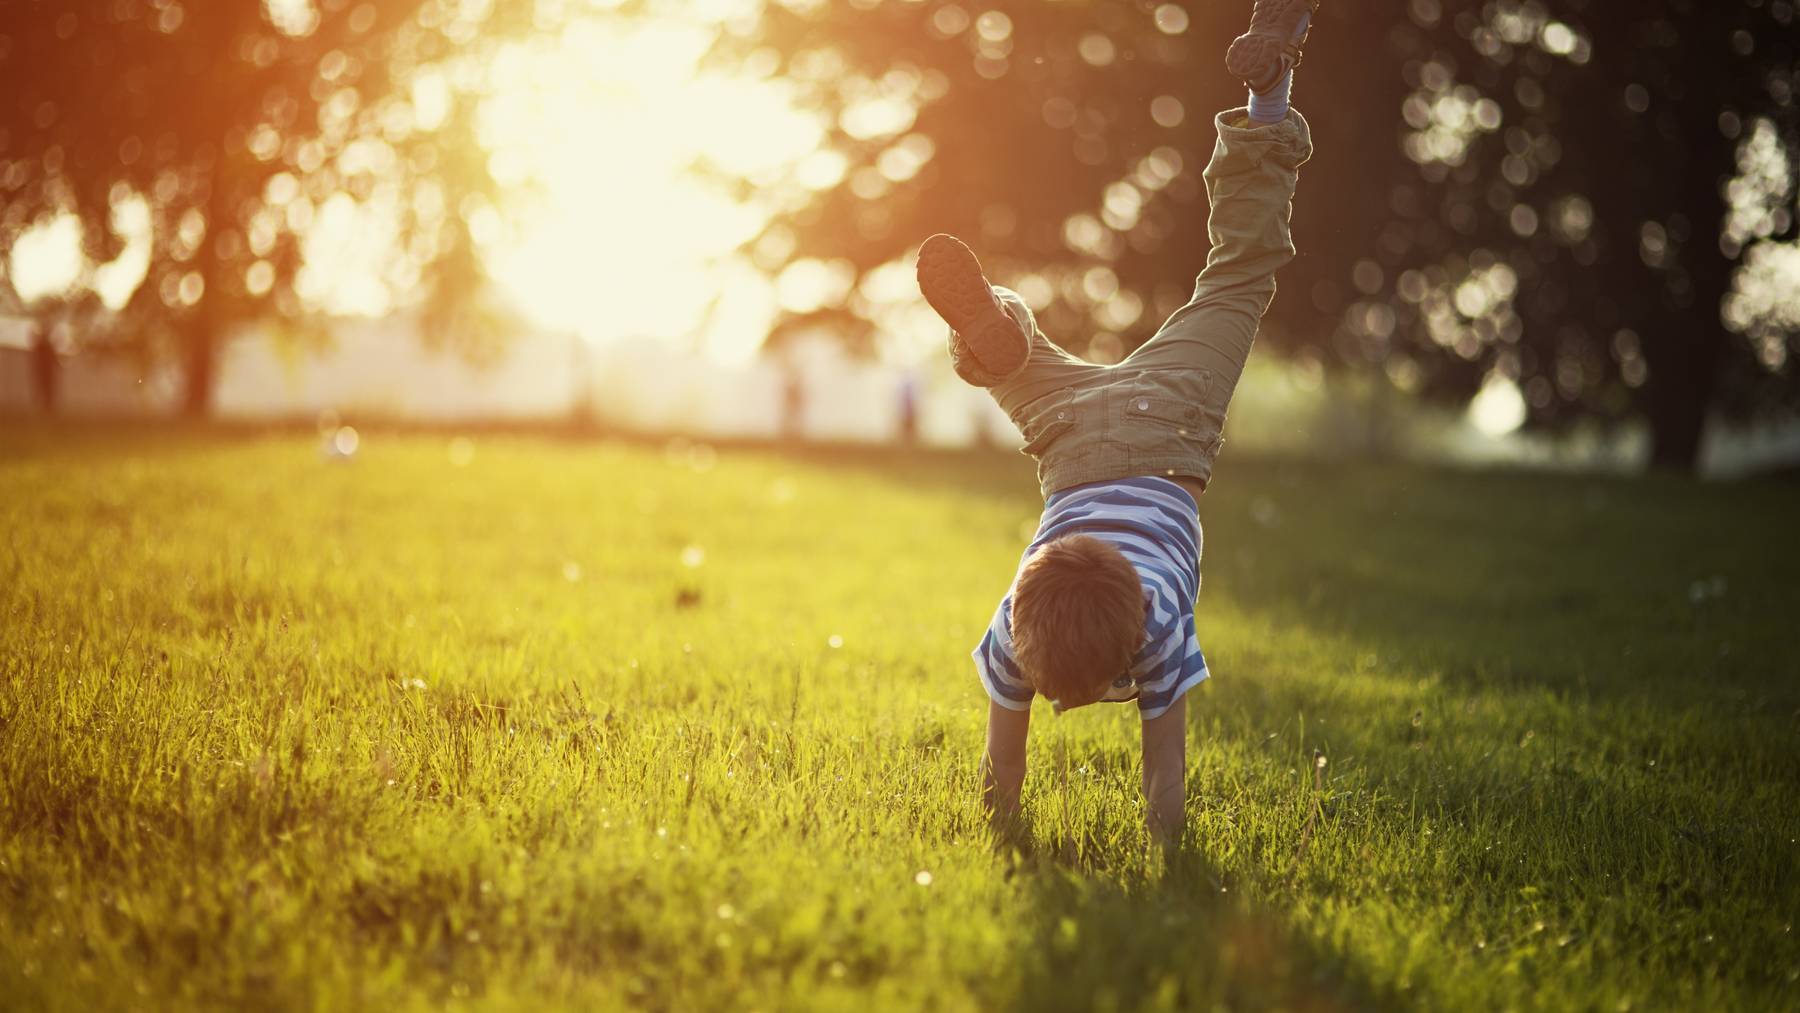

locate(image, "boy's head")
[[1011, 534, 1145, 707]]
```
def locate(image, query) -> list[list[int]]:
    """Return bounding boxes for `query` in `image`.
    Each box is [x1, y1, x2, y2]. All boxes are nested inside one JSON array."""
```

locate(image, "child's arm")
[[981, 699, 1030, 822], [1141, 694, 1187, 845]]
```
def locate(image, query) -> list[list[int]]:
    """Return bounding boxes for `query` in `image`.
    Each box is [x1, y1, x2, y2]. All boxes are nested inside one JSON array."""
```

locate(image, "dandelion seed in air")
[[914, 870, 933, 887], [1250, 496, 1281, 528], [828, 634, 844, 649], [681, 545, 706, 568], [323, 425, 360, 459]]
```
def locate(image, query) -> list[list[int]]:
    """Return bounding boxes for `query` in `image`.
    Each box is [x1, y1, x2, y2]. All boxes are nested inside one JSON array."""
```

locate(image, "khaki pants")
[[951, 108, 1313, 495]]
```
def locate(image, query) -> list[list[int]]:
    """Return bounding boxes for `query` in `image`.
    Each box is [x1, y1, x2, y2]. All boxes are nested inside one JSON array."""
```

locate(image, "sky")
[[464, 13, 825, 364]]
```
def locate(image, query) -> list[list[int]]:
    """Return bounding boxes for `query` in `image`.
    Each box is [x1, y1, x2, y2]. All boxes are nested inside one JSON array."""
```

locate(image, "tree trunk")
[[181, 324, 215, 418], [1643, 365, 1712, 471], [182, 225, 230, 420], [29, 324, 58, 414], [1640, 43, 1743, 475]]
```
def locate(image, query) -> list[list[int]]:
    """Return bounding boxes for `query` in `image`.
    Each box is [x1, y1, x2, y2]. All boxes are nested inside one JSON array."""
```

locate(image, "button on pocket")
[[1016, 391, 1078, 456], [1126, 394, 1201, 429]]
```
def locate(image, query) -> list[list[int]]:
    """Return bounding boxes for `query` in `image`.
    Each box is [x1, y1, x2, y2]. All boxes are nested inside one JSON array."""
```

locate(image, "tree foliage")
[[0, 0, 541, 414], [1380, 0, 1800, 468], [715, 0, 1800, 470]]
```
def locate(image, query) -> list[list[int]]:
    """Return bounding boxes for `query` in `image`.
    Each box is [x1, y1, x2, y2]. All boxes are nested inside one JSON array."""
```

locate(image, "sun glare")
[[1468, 372, 1528, 437], [478, 15, 825, 362]]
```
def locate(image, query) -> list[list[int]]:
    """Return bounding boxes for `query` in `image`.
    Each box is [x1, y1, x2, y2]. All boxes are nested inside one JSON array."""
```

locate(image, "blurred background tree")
[[1384, 0, 1799, 469], [4, 0, 1794, 469], [714, 0, 1799, 471], [0, 0, 542, 415]]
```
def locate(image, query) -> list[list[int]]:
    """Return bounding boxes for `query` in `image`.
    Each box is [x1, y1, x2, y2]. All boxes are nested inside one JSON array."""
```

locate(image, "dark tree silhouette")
[[714, 0, 1799, 471], [1379, 0, 1800, 470], [0, 0, 540, 416]]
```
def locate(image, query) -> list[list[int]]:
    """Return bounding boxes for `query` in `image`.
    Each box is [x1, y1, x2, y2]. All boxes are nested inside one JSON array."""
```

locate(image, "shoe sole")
[[917, 234, 1028, 379], [1225, 34, 1286, 89], [1226, 0, 1316, 90]]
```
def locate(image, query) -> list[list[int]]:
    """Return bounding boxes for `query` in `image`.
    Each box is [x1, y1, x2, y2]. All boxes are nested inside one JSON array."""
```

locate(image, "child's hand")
[[1141, 695, 1187, 847], [981, 699, 1030, 824]]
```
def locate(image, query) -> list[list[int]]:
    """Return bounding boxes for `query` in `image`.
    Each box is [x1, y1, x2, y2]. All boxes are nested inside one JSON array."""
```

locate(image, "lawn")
[[1, 425, 1795, 1010]]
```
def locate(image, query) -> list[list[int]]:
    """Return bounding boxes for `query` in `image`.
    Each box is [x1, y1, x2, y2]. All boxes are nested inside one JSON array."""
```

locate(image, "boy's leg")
[[919, 234, 1092, 418], [1123, 1, 1317, 398]]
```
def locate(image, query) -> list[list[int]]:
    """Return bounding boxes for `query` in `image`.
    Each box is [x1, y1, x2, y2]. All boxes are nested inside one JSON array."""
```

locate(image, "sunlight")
[[7, 214, 83, 304], [477, 13, 825, 362], [1468, 372, 1528, 436]]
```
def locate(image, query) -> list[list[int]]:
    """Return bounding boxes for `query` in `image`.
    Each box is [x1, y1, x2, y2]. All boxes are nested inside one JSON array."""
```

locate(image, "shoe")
[[916, 234, 1028, 380], [1226, 0, 1319, 94]]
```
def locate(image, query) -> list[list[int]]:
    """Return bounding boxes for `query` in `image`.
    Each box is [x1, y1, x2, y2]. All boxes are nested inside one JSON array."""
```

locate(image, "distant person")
[[968, 395, 996, 450], [781, 362, 806, 441], [897, 370, 919, 445], [29, 324, 57, 413], [915, 0, 1318, 845]]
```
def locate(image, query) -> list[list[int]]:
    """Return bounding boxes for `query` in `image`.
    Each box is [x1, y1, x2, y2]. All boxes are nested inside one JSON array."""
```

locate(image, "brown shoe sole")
[[1225, 0, 1317, 92], [917, 234, 1029, 379]]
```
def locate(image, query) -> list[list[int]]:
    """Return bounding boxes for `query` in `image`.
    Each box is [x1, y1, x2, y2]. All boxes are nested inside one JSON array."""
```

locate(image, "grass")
[[0, 424, 1796, 1011]]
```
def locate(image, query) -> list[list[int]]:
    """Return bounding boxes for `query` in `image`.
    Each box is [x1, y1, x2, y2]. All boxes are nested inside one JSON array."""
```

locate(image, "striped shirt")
[[974, 476, 1207, 720]]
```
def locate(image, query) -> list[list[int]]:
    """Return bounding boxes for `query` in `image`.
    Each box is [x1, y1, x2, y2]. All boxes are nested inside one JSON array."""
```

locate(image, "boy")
[[916, 0, 1318, 844]]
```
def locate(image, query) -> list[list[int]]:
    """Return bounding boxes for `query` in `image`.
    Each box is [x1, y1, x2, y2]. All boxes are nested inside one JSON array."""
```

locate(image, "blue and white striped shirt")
[[974, 476, 1208, 720]]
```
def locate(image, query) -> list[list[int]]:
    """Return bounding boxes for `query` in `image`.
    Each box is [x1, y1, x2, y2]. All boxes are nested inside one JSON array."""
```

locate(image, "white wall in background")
[[215, 316, 586, 421], [3, 311, 1794, 476], [585, 332, 1015, 448]]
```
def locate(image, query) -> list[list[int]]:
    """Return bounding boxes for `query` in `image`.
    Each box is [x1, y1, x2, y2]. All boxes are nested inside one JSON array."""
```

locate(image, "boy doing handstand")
[[916, 1, 1319, 844]]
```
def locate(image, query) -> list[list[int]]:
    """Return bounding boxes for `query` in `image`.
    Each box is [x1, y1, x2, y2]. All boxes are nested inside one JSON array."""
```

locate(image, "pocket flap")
[[1017, 390, 1078, 455], [1124, 394, 1205, 432], [1021, 416, 1074, 455]]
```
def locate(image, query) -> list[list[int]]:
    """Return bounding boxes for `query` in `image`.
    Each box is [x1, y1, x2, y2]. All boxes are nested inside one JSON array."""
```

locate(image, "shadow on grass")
[[805, 440, 1800, 716], [990, 832, 1387, 1012], [886, 447, 1800, 1003]]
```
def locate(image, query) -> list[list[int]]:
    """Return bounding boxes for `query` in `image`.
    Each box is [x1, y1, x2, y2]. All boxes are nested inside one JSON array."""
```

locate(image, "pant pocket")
[[1015, 389, 1078, 456]]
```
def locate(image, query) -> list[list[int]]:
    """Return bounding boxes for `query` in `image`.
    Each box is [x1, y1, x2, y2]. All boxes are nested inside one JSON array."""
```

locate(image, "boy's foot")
[[1226, 0, 1319, 94], [917, 234, 1029, 380]]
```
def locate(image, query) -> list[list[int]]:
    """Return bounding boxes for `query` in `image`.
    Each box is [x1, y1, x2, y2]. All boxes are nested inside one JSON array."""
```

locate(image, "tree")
[[1375, 0, 1800, 470], [707, 1, 1377, 358], [716, 0, 1799, 471], [0, 0, 539, 416]]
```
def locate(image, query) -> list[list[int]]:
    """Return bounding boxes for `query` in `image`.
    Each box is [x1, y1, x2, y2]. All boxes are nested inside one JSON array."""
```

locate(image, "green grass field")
[[1, 426, 1796, 1011]]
